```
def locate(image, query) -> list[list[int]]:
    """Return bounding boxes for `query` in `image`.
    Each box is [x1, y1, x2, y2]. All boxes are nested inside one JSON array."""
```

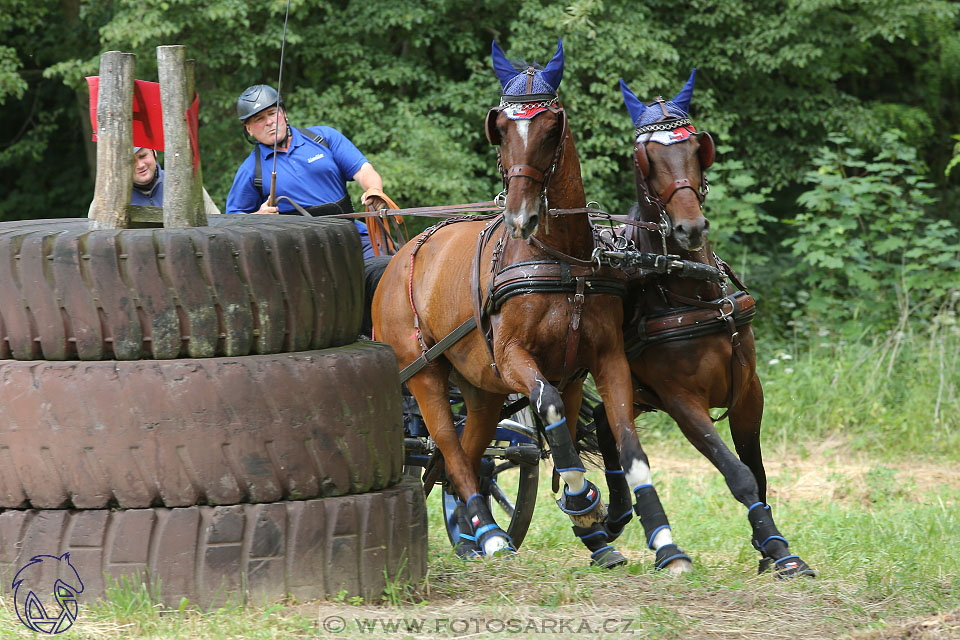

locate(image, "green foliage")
[[947, 134, 960, 177], [2, 0, 958, 217], [700, 146, 776, 280], [784, 130, 960, 330], [1, 0, 959, 343]]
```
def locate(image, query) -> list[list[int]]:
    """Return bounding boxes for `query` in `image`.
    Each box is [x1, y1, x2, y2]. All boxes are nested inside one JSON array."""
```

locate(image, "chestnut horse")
[[593, 71, 814, 578], [373, 40, 691, 570]]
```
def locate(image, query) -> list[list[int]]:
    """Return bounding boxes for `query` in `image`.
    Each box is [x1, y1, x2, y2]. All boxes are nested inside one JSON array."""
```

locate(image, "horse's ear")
[[672, 68, 697, 114], [541, 38, 564, 92], [697, 131, 715, 169], [491, 41, 518, 89], [634, 142, 650, 178], [485, 108, 502, 146], [619, 79, 646, 126]]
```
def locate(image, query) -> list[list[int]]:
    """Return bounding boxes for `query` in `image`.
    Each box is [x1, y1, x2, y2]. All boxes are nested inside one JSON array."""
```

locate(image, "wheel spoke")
[[490, 481, 516, 518]]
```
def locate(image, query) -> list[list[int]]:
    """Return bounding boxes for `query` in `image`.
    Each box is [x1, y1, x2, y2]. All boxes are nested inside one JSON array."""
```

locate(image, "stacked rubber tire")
[[0, 216, 426, 608]]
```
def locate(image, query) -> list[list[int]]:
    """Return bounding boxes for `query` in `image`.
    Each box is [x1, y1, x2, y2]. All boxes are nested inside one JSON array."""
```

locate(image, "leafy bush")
[[783, 130, 960, 334]]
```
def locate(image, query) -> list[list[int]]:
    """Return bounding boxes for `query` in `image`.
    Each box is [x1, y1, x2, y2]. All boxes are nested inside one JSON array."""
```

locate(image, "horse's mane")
[[506, 58, 545, 72]]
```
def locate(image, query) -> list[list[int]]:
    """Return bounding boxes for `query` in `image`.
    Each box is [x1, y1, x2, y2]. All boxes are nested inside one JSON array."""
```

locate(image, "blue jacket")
[[131, 167, 164, 206]]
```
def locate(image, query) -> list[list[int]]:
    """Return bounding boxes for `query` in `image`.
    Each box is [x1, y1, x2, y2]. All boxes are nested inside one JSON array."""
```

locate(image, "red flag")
[[86, 77, 165, 150], [185, 93, 200, 173]]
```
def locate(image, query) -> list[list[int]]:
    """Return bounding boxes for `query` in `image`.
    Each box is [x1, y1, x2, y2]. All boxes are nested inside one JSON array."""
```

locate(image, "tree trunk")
[[87, 51, 135, 229], [157, 45, 206, 228]]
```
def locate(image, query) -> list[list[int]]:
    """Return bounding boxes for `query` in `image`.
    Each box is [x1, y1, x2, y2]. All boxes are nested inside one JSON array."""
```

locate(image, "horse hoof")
[[663, 558, 693, 575], [480, 533, 515, 558], [590, 547, 628, 569], [453, 537, 483, 561], [759, 555, 817, 579], [487, 545, 519, 560], [654, 543, 693, 574]]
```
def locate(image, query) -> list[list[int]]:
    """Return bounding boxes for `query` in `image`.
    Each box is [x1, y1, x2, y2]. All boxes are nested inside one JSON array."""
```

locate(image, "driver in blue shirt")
[[225, 84, 393, 334], [225, 85, 390, 258]]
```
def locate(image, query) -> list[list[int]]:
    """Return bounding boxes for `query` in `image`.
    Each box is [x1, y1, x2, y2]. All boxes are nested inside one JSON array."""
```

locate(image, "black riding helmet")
[[236, 84, 283, 121]]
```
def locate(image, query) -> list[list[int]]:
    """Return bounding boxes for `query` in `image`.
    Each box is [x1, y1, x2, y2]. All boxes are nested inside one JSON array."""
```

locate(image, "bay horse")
[[373, 40, 691, 571], [594, 71, 814, 578]]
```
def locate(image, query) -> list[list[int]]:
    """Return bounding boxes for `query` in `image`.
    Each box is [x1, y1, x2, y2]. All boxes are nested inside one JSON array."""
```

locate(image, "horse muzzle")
[[505, 210, 539, 240], [671, 215, 709, 251]]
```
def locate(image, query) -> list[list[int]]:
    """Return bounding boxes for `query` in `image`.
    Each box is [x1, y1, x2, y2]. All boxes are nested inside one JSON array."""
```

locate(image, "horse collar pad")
[[638, 124, 697, 146]]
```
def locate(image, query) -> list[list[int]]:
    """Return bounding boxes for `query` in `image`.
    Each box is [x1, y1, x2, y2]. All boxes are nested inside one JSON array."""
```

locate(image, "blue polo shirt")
[[226, 126, 373, 257], [226, 126, 368, 213]]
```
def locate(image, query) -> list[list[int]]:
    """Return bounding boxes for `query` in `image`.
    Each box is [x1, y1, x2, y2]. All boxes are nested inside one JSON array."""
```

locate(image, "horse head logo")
[[12, 553, 84, 634]]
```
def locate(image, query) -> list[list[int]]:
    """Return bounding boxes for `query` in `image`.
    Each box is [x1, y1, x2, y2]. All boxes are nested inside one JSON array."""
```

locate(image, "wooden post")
[[157, 45, 206, 228], [88, 51, 135, 229]]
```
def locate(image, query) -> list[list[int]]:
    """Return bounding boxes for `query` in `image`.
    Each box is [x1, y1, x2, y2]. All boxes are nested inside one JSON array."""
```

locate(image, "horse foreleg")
[[405, 366, 479, 501], [727, 374, 767, 501], [594, 356, 692, 574], [457, 385, 514, 556], [500, 353, 616, 566], [591, 402, 634, 542], [663, 389, 815, 578], [554, 382, 627, 568], [500, 353, 584, 491]]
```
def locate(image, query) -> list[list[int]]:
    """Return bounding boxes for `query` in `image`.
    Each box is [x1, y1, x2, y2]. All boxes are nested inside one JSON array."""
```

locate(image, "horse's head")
[[621, 70, 715, 252], [487, 39, 568, 240]]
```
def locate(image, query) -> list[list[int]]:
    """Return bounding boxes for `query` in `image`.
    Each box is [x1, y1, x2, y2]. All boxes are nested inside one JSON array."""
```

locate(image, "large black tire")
[[0, 216, 363, 360], [0, 343, 403, 509], [0, 477, 427, 608]]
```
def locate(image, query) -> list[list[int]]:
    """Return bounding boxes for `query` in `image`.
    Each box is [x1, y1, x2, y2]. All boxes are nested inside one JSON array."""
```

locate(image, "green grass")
[[756, 319, 960, 460], [1, 332, 958, 639]]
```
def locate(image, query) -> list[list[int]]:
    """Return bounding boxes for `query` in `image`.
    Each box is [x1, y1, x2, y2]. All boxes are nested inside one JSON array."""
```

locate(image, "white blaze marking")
[[516, 119, 530, 149]]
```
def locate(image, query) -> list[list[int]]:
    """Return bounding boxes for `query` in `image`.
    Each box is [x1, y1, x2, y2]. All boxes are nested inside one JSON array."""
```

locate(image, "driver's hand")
[[364, 196, 389, 212], [255, 200, 279, 215]]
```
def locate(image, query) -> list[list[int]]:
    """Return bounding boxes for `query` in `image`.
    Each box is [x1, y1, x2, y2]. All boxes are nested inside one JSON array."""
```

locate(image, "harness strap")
[[253, 127, 327, 198], [529, 235, 595, 268], [662, 290, 748, 421], [507, 165, 546, 183], [488, 261, 627, 311], [659, 178, 697, 205], [473, 218, 506, 374], [398, 316, 478, 383], [406, 215, 497, 359], [562, 277, 586, 383], [713, 253, 749, 292]]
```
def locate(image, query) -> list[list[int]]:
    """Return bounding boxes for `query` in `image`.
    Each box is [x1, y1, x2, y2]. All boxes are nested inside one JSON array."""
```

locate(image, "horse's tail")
[[573, 381, 604, 468]]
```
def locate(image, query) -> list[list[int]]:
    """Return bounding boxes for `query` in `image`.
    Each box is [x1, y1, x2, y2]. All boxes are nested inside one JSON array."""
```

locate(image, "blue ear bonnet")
[[492, 39, 564, 98], [502, 71, 557, 96], [620, 69, 697, 130]]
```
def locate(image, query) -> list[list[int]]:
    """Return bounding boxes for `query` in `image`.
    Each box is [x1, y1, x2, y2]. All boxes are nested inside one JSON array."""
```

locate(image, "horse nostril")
[[527, 214, 539, 232], [703, 219, 710, 230]]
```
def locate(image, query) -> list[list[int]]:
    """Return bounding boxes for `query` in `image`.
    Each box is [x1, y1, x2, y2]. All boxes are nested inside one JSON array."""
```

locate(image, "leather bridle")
[[485, 92, 568, 220]]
